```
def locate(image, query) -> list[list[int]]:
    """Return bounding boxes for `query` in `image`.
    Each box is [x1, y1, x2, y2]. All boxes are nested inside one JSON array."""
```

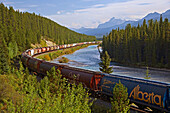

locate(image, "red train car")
[[41, 47, 46, 52], [61, 66, 103, 91], [27, 58, 43, 73], [39, 62, 59, 76], [21, 54, 31, 67], [37, 48, 42, 53]]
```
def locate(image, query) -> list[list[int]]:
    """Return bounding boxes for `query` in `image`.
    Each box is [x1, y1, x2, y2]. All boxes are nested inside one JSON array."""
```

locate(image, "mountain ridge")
[[74, 9, 170, 38]]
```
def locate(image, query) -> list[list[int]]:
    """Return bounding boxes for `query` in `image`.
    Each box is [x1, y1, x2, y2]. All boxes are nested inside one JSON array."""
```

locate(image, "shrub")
[[110, 81, 130, 113], [58, 57, 69, 63], [44, 55, 51, 61]]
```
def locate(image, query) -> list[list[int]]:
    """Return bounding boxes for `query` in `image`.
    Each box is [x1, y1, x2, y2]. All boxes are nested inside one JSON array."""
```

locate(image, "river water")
[[51, 45, 170, 83]]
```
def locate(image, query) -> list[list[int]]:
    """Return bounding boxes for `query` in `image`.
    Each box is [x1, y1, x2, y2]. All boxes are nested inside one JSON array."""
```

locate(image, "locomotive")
[[21, 41, 170, 112]]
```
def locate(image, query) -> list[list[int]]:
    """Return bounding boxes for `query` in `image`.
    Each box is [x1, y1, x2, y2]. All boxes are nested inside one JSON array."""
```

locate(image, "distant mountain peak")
[[97, 17, 125, 28], [109, 17, 115, 21], [74, 9, 170, 38]]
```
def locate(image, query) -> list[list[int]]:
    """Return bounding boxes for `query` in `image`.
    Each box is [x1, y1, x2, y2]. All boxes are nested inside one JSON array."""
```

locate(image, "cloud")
[[47, 0, 170, 28], [56, 10, 64, 15], [92, 4, 105, 8], [138, 3, 152, 5], [28, 5, 39, 8]]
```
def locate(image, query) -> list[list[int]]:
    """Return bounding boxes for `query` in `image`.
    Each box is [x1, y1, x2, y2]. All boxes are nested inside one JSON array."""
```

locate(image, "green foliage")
[[0, 65, 92, 113], [0, 3, 96, 52], [102, 17, 170, 68], [0, 38, 10, 74], [8, 41, 18, 59], [110, 81, 130, 113], [40, 39, 47, 47], [99, 51, 113, 74], [58, 57, 69, 63], [144, 66, 151, 79], [44, 54, 51, 61]]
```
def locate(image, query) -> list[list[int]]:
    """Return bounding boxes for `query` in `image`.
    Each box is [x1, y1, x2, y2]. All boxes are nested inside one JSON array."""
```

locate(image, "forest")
[[0, 3, 96, 74], [0, 3, 96, 112], [102, 16, 169, 68], [0, 3, 96, 52]]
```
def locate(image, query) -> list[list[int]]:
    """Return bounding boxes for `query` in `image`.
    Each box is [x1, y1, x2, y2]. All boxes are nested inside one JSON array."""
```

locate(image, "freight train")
[[21, 41, 170, 112]]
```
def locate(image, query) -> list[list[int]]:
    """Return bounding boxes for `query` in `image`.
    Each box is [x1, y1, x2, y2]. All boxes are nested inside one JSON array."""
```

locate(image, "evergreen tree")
[[0, 38, 10, 74], [144, 66, 151, 79], [110, 81, 130, 113], [102, 16, 170, 68], [99, 51, 113, 74]]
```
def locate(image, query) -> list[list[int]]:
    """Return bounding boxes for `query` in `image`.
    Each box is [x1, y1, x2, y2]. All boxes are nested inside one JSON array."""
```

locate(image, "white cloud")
[[57, 10, 64, 15], [28, 5, 39, 8], [47, 0, 170, 28]]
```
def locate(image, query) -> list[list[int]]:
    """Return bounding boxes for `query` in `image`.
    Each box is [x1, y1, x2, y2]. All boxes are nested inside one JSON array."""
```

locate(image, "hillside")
[[102, 16, 170, 68], [0, 3, 96, 53]]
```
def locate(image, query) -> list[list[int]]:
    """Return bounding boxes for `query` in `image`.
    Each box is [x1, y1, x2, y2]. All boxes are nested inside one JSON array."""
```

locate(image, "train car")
[[100, 74, 170, 112], [61, 66, 104, 91], [50, 46, 54, 51], [39, 62, 59, 76], [59, 45, 65, 49], [27, 58, 44, 73], [27, 50, 31, 56], [30, 49, 34, 56], [21, 54, 31, 67], [34, 49, 38, 55], [41, 47, 46, 52], [46, 47, 50, 51], [54, 46, 57, 50], [37, 48, 42, 53]]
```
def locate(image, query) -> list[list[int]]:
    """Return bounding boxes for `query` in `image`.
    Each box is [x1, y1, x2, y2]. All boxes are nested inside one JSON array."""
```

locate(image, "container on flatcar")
[[100, 74, 170, 111], [61, 66, 103, 91]]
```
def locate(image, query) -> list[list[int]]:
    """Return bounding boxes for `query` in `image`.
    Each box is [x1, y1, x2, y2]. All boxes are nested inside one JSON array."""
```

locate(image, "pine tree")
[[144, 66, 151, 79], [0, 37, 10, 74], [110, 81, 130, 113], [99, 51, 113, 74]]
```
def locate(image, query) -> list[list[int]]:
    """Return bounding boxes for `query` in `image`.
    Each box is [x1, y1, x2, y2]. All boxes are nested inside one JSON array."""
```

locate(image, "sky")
[[1, 0, 170, 28]]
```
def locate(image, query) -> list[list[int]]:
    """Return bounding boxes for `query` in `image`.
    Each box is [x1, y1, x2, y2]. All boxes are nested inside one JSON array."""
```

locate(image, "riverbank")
[[50, 45, 170, 83], [36, 44, 97, 61]]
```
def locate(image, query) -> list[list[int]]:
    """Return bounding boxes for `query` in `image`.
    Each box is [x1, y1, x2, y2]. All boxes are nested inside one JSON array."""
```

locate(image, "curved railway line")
[[21, 41, 170, 113]]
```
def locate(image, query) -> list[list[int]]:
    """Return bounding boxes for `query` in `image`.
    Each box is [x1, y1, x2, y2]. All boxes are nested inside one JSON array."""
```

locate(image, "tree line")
[[102, 15, 169, 68], [0, 3, 96, 52], [0, 3, 96, 74]]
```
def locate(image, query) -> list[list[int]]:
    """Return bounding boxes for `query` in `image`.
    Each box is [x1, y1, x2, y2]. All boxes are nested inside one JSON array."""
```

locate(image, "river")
[[51, 45, 170, 83]]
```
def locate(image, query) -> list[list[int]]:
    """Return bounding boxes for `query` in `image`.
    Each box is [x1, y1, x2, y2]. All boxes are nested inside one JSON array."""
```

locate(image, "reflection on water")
[[51, 45, 170, 83]]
